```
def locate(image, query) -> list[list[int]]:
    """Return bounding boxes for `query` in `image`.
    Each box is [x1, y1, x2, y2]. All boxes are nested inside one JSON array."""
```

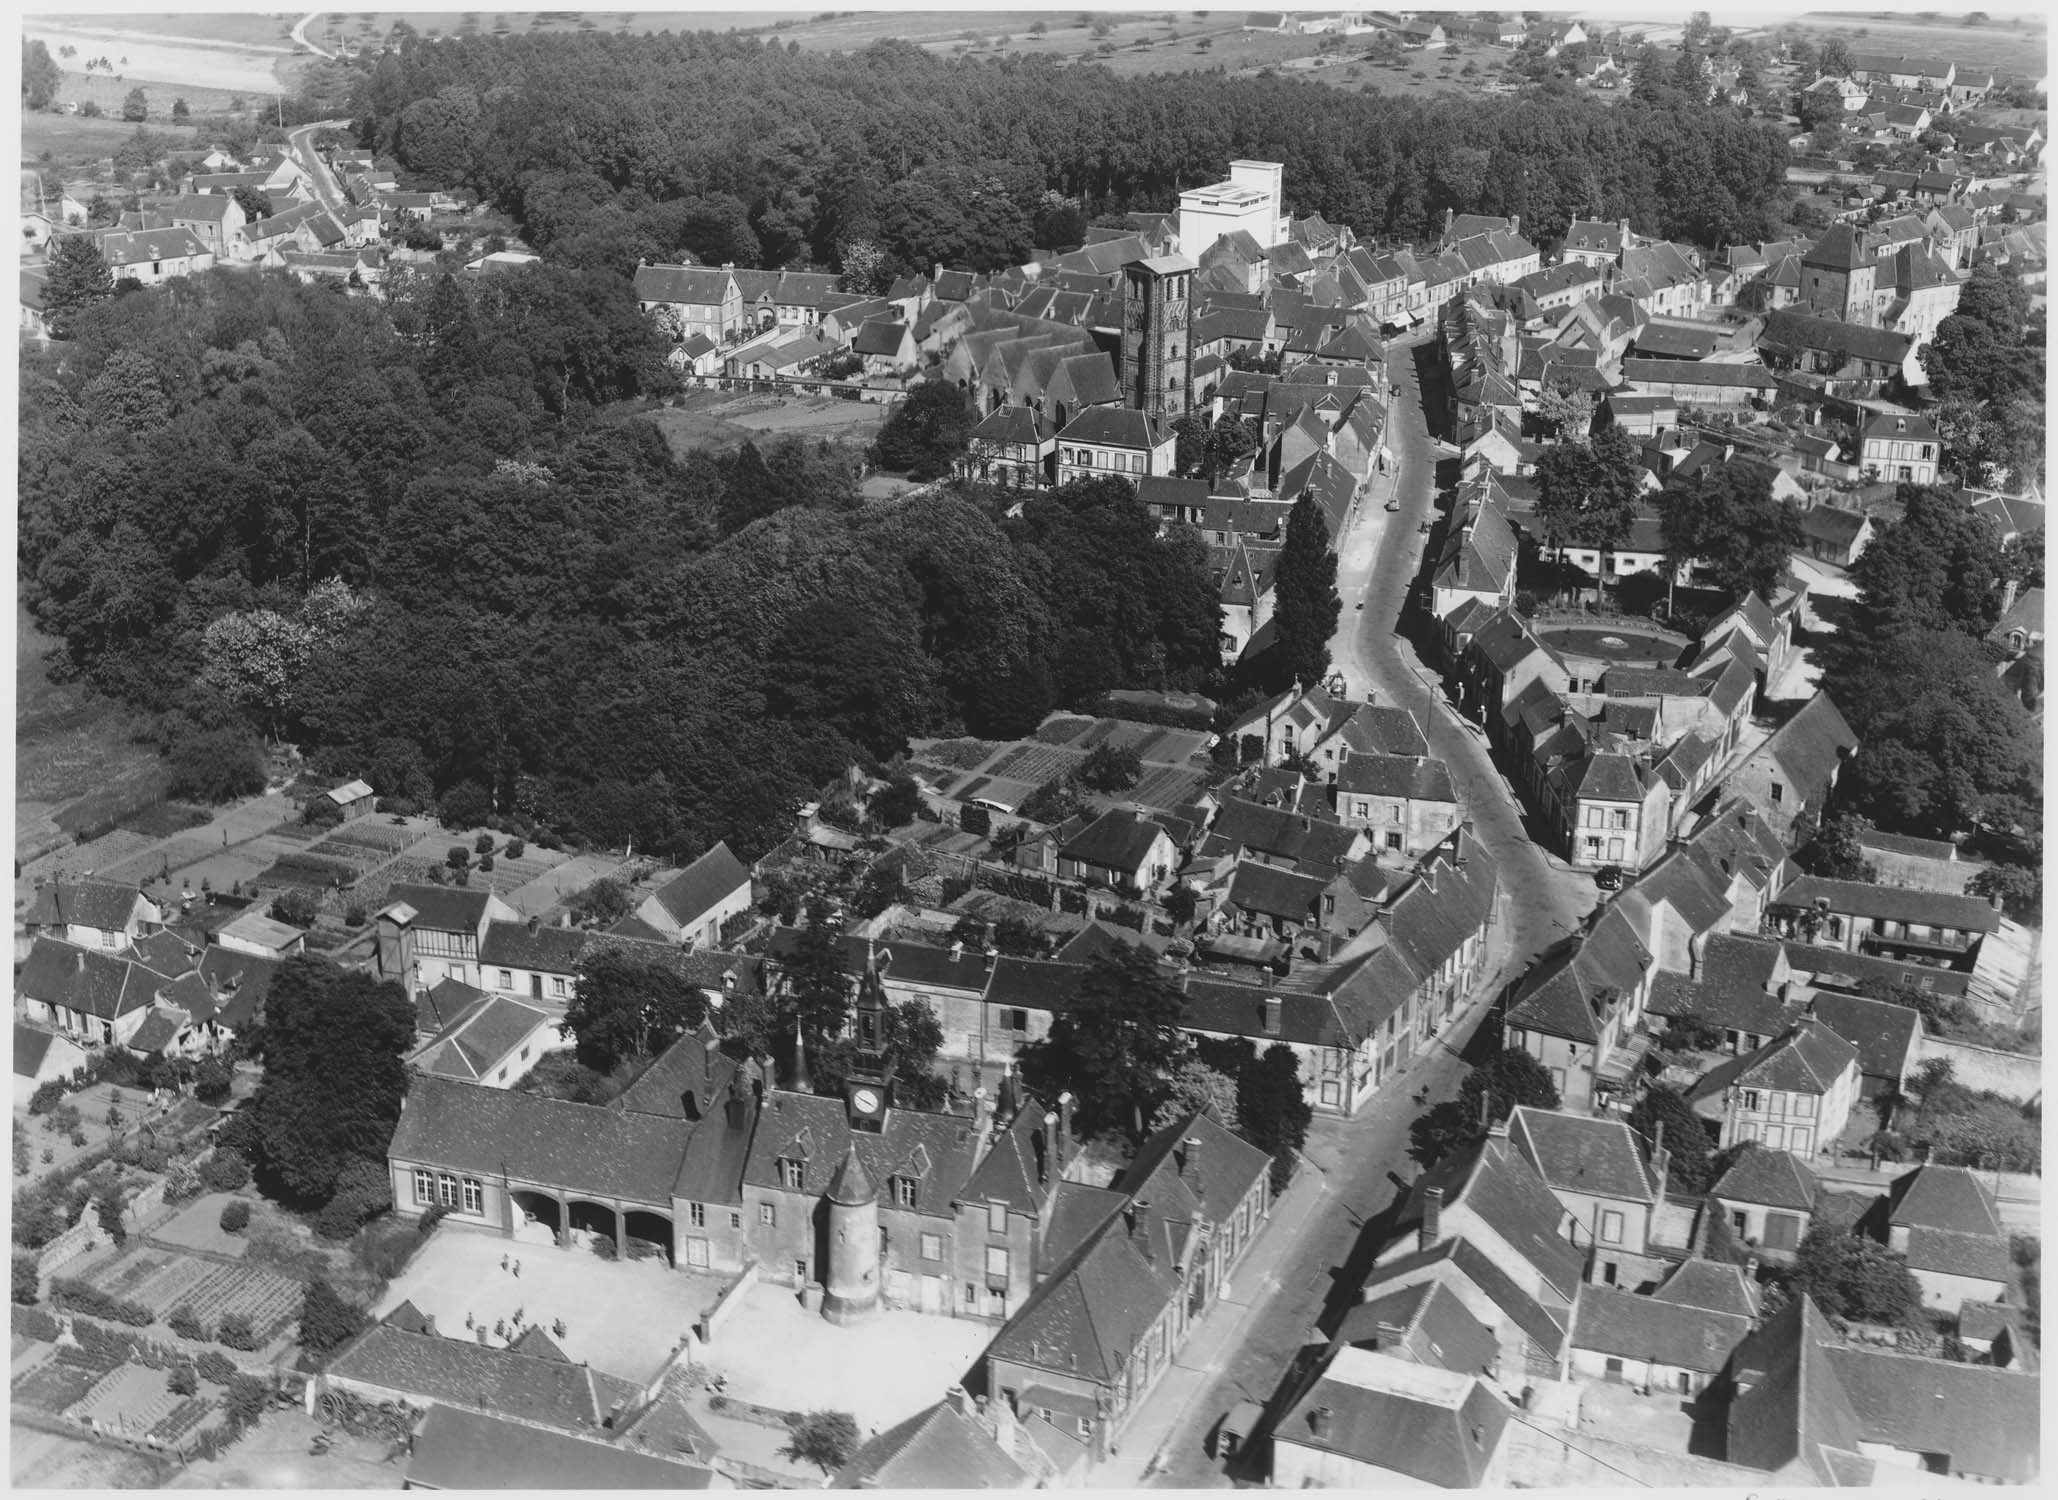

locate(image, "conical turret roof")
[[826, 1142, 876, 1206]]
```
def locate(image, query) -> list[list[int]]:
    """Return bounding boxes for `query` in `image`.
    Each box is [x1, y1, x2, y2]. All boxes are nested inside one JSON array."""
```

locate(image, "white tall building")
[[1178, 160, 1289, 261]]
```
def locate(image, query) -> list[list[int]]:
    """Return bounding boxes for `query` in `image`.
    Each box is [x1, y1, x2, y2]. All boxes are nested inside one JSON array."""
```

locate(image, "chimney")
[[1043, 1109, 1059, 1181], [946, 1384, 973, 1418], [1443, 207, 1455, 237], [1180, 1135, 1203, 1187], [527, 915, 539, 934], [1309, 1404, 1333, 1438], [790, 1020, 812, 1094], [950, 940, 964, 963], [1744, 1254, 1760, 1282], [1420, 1185, 1444, 1252], [2000, 578, 2019, 616], [1263, 996, 1283, 1036], [1057, 1091, 1075, 1169], [972, 1086, 992, 1141], [1509, 214, 1520, 238], [991, 1387, 1019, 1458]]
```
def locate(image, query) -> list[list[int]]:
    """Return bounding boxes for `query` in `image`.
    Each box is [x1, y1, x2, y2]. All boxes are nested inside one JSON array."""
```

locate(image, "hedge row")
[[51, 1277, 154, 1327]]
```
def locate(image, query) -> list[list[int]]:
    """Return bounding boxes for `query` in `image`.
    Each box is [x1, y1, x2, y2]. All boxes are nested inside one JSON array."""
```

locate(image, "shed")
[[325, 779, 376, 820]]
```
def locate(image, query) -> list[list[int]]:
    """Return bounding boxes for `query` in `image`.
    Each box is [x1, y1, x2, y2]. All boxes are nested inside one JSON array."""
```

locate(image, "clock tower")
[[846, 953, 894, 1132]]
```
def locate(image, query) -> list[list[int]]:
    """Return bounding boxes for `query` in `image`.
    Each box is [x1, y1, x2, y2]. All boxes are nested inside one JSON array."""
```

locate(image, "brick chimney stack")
[[1420, 1185, 1444, 1252]]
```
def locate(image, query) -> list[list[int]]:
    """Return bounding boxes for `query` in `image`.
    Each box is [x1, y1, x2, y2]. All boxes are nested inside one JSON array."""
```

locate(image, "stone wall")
[[1916, 1033, 2043, 1105]]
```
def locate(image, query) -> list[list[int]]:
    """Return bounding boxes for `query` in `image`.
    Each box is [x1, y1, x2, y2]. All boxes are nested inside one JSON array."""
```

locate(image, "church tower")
[[822, 1144, 882, 1326], [1119, 254, 1196, 424]]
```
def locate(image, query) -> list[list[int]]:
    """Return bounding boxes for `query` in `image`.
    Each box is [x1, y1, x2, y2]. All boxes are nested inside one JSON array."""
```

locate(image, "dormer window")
[[778, 1157, 804, 1190], [891, 1176, 918, 1210]]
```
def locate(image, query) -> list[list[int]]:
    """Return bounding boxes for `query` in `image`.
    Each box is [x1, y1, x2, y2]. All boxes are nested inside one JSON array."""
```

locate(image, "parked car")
[[1384, 499, 1401, 512], [1594, 864, 1625, 891]]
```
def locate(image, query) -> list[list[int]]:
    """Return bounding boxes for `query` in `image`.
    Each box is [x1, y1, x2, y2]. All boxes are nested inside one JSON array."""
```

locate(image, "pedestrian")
[[500, 1254, 509, 1272], [513, 1260, 521, 1279]]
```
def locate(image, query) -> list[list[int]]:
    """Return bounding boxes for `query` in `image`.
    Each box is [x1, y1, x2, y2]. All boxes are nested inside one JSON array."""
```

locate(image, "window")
[[963, 1282, 978, 1308], [686, 1238, 710, 1269], [499, 970, 513, 989], [438, 1174, 459, 1208], [1385, 832, 1402, 851], [759, 1203, 775, 1227], [689, 1202, 706, 1228], [1586, 807, 1604, 828], [985, 1246, 1010, 1279], [920, 1232, 943, 1261], [988, 1202, 1007, 1234], [1611, 809, 1630, 830], [414, 1168, 434, 1205], [778, 1158, 804, 1190], [1731, 1209, 1749, 1234], [462, 1178, 483, 1214], [1826, 916, 1843, 940], [1003, 1008, 1029, 1032], [730, 1211, 743, 1230], [1769, 783, 1783, 805], [101, 931, 118, 949], [519, 1046, 529, 1061], [1741, 1090, 1761, 1111], [1600, 1210, 1624, 1245], [1764, 1124, 1786, 1149], [1355, 800, 1370, 820], [552, 977, 568, 998], [892, 1177, 918, 1210]]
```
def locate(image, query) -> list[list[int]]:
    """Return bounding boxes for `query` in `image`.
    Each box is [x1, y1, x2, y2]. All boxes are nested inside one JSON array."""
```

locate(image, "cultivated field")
[[25, 21, 301, 94], [646, 389, 890, 456], [1785, 13, 2047, 76]]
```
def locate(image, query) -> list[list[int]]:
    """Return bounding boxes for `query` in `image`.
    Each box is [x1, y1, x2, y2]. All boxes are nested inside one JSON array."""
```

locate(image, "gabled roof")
[[1277, 1348, 1510, 1485], [26, 879, 150, 934], [743, 1088, 987, 1215], [1426, 1133, 1586, 1303], [17, 938, 163, 1022], [1334, 754, 1454, 803], [1652, 1257, 1759, 1319], [1688, 1018, 1858, 1104], [647, 842, 750, 929], [1337, 1280, 1500, 1375], [1506, 1107, 1658, 1203], [1057, 406, 1160, 449], [326, 1326, 643, 1436], [633, 264, 735, 305], [1806, 991, 1920, 1082], [382, 883, 497, 936], [406, 1404, 714, 1490], [1572, 1284, 1752, 1373], [1884, 1161, 2003, 1238], [1059, 808, 1170, 874], [1712, 1145, 1819, 1212], [834, 1396, 1033, 1489], [406, 994, 554, 1083], [1776, 875, 1999, 933]]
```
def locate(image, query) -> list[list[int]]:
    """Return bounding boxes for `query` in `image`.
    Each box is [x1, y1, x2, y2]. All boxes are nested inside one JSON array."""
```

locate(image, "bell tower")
[[846, 950, 894, 1132], [1119, 254, 1196, 425], [822, 1144, 882, 1326]]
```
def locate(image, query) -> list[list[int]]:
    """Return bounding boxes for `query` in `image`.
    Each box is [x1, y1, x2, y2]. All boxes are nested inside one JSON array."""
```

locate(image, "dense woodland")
[[348, 29, 1794, 278], [19, 271, 1217, 861]]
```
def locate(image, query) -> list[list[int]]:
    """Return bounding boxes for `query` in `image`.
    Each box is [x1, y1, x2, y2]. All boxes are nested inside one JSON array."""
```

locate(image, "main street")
[[284, 117, 351, 215], [1127, 331, 1597, 1488]]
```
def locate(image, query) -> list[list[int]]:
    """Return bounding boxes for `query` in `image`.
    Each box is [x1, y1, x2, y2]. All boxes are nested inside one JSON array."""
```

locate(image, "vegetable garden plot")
[[1034, 716, 1097, 745], [12, 1349, 119, 1416], [171, 1263, 303, 1345], [322, 822, 418, 855], [985, 743, 1085, 784], [1129, 766, 1207, 808]]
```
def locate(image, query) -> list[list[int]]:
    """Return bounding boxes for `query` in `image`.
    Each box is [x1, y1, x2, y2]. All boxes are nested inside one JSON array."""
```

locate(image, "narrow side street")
[[1124, 333, 1597, 1488]]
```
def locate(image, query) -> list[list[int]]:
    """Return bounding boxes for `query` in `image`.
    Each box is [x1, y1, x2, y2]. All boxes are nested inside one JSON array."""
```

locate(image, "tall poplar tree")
[[1272, 494, 1342, 691], [43, 236, 114, 339]]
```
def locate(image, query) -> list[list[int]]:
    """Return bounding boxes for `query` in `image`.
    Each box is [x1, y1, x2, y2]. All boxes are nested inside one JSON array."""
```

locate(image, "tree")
[[1628, 1085, 1718, 1191], [1534, 426, 1644, 563], [13, 1254, 39, 1306], [299, 1277, 370, 1360], [1271, 495, 1342, 691], [1459, 1045, 1562, 1129], [562, 945, 712, 1073], [1816, 36, 1854, 75], [171, 98, 190, 123], [1796, 811, 1875, 881], [1967, 859, 2040, 924], [1077, 740, 1142, 792], [1658, 463, 1804, 602], [781, 1411, 859, 1475], [231, 186, 273, 224], [785, 894, 853, 1051], [22, 39, 61, 110], [869, 770, 923, 830], [873, 381, 976, 480], [836, 239, 890, 295], [569, 875, 634, 926], [270, 888, 320, 929], [1151, 1058, 1239, 1133], [167, 730, 266, 804], [1792, 1224, 1924, 1326], [122, 87, 148, 122], [1237, 1042, 1313, 1189], [197, 609, 315, 740], [42, 235, 115, 339], [1029, 946, 1191, 1140], [246, 957, 415, 1203]]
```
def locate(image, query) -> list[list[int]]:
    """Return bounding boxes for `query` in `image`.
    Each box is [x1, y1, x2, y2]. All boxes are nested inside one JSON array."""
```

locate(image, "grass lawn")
[[643, 391, 888, 459]]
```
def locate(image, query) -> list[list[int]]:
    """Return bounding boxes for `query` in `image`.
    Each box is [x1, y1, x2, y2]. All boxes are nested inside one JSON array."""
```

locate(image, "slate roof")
[[478, 920, 588, 975], [328, 1324, 640, 1436], [1620, 358, 1778, 389], [27, 880, 151, 934], [1503, 900, 1652, 1044], [1634, 322, 1720, 359], [406, 1404, 714, 1489], [985, 1109, 1265, 1382], [743, 1088, 987, 1217], [1727, 1295, 1863, 1481], [834, 1397, 1033, 1489], [1058, 406, 1160, 449], [1822, 1342, 2040, 1483], [1761, 309, 1912, 366], [1506, 1107, 1658, 1203], [1278, 1349, 1510, 1486], [1365, 1236, 1570, 1356], [1646, 934, 1793, 1037], [1199, 797, 1363, 873], [1060, 808, 1169, 874], [13, 1024, 58, 1079], [1780, 942, 1972, 1000], [1776, 875, 1999, 933], [1425, 1133, 1586, 1302], [1712, 1145, 1819, 1212], [1224, 860, 1330, 923], [1573, 1285, 1752, 1372], [94, 226, 210, 266], [1884, 1162, 2003, 1238]]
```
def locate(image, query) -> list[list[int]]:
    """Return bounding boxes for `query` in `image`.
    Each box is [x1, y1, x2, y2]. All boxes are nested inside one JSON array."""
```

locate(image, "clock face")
[[852, 1088, 881, 1115]]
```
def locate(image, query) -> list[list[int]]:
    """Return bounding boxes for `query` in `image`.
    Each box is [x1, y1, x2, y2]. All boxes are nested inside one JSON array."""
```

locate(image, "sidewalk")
[[1092, 1155, 1332, 1486]]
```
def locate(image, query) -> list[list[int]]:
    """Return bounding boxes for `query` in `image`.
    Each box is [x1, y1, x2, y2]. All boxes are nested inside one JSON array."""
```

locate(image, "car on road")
[[1594, 864, 1625, 891], [1384, 500, 1400, 512]]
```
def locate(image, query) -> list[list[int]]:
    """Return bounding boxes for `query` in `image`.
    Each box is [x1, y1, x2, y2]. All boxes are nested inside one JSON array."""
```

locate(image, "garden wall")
[[36, 1203, 106, 1279], [1916, 1034, 2043, 1105]]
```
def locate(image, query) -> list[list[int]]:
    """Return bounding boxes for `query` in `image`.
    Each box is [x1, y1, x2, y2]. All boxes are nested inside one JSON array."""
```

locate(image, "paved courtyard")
[[371, 1225, 723, 1383], [693, 1282, 990, 1436]]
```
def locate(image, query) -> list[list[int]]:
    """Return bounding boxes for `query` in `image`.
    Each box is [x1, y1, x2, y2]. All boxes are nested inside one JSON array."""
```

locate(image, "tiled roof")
[[1059, 809, 1169, 874], [1057, 406, 1160, 449], [478, 920, 588, 974], [1688, 1018, 1858, 1104], [646, 842, 750, 929], [17, 938, 162, 1022], [328, 1323, 641, 1436], [1429, 1134, 1586, 1302], [1761, 310, 1913, 367], [13, 1024, 57, 1079], [1652, 1257, 1759, 1319], [27, 879, 150, 934], [1572, 1284, 1752, 1372], [743, 1089, 986, 1216], [1620, 358, 1778, 389], [406, 994, 554, 1083], [1338, 1280, 1500, 1375], [1776, 875, 1999, 933], [383, 883, 497, 936], [633, 264, 734, 305], [1279, 1348, 1509, 1484], [1884, 1162, 2003, 1238], [1334, 755, 1454, 803], [1805, 991, 1919, 1082], [389, 1074, 694, 1207], [1712, 1145, 1819, 1212], [835, 1397, 1032, 1489], [1822, 1343, 2040, 1483], [1645, 934, 1792, 1037], [1224, 860, 1330, 923], [1507, 1107, 1658, 1203], [406, 1404, 714, 1489]]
